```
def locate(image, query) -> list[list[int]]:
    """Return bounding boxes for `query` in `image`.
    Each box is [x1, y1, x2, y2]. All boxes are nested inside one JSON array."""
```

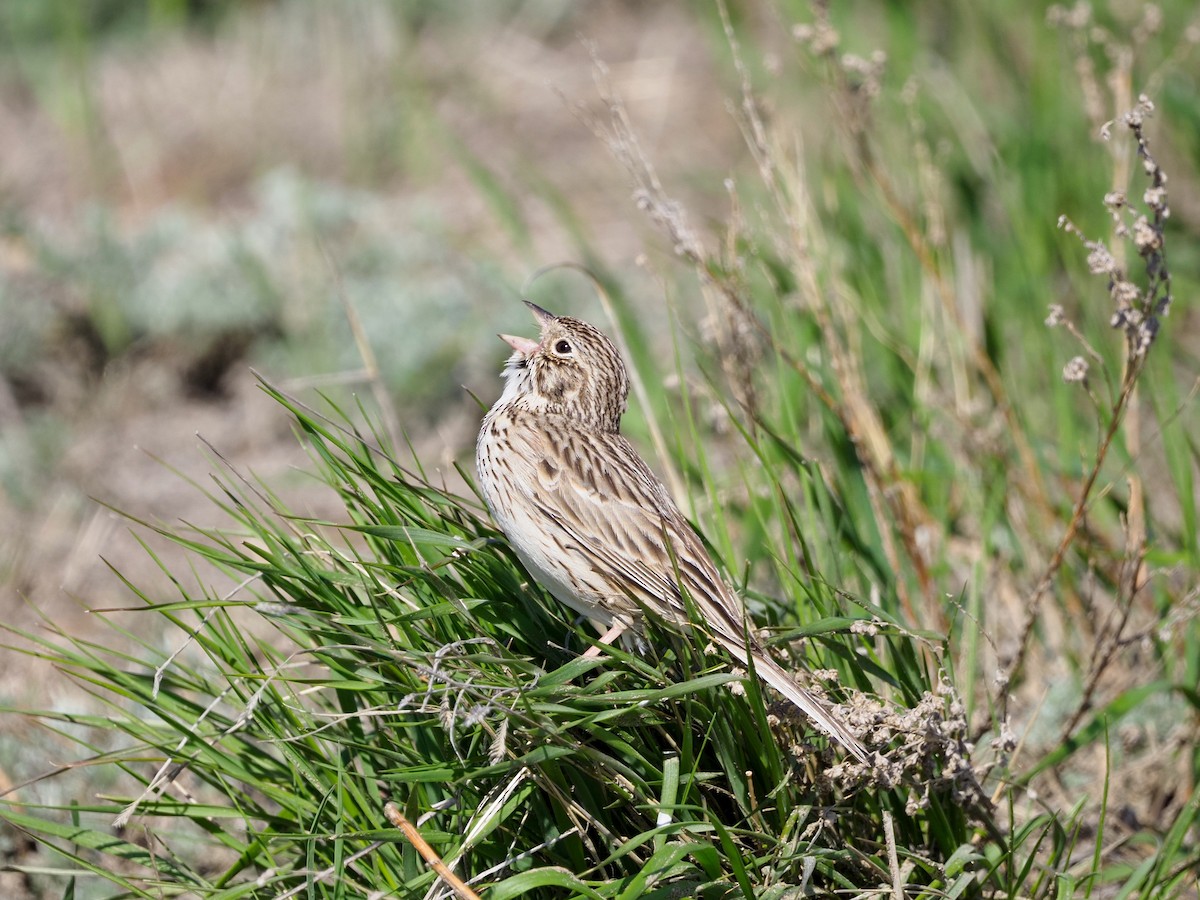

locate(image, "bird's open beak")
[[499, 301, 557, 357], [523, 300, 557, 327], [499, 333, 540, 356]]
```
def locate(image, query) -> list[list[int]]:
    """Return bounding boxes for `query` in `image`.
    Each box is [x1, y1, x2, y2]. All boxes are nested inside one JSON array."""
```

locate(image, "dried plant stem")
[[384, 801, 483, 900], [762, 279, 929, 623], [882, 810, 904, 900], [857, 140, 1057, 546], [795, 2, 1057, 546], [1059, 530, 1148, 742], [685, 10, 938, 620], [1005, 83, 1169, 717], [1064, 335, 1154, 739], [1000, 358, 1146, 700], [274, 839, 388, 900]]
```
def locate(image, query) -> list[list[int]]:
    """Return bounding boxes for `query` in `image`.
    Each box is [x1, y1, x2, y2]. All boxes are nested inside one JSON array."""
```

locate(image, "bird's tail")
[[720, 637, 870, 763]]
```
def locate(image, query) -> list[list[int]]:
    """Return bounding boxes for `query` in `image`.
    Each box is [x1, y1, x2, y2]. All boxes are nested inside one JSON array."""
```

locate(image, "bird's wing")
[[507, 421, 746, 639], [505, 418, 870, 761]]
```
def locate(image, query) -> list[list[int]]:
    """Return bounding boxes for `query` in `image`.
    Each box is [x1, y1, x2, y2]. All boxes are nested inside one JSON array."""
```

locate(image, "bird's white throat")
[[496, 353, 532, 406]]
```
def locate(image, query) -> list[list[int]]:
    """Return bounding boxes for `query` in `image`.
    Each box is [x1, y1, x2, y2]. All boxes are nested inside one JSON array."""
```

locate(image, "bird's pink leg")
[[580, 620, 629, 659]]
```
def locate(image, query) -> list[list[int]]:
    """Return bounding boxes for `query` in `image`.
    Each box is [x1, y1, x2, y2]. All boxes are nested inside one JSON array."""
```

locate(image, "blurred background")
[[1, 0, 1198, 891], [0, 1, 747, 661]]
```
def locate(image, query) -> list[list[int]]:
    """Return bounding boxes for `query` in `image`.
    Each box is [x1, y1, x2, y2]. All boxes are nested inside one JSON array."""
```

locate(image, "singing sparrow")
[[476, 301, 867, 761]]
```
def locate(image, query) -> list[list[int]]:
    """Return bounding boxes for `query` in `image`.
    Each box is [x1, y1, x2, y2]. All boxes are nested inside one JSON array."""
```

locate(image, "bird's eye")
[[553, 339, 573, 355]]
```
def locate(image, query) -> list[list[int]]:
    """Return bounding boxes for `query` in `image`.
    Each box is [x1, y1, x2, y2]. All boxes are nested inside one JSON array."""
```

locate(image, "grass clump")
[[1, 380, 987, 897]]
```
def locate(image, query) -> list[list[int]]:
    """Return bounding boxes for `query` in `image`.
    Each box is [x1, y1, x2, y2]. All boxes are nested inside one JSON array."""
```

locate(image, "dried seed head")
[[1143, 186, 1167, 209], [1086, 244, 1117, 275], [1063, 356, 1089, 383], [1110, 278, 1140, 309]]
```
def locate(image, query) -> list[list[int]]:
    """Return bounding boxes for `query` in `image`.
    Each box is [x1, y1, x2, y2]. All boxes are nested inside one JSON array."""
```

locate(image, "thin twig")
[[274, 839, 386, 900], [883, 810, 903, 900], [1058, 509, 1150, 741], [385, 801, 483, 900], [999, 366, 1142, 694]]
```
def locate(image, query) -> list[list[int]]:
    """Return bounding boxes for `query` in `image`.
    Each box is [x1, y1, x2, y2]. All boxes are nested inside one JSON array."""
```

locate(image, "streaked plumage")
[[476, 301, 867, 761]]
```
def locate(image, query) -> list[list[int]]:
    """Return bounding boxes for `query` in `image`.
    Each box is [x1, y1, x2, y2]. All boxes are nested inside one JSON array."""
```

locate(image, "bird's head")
[[496, 302, 630, 432]]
